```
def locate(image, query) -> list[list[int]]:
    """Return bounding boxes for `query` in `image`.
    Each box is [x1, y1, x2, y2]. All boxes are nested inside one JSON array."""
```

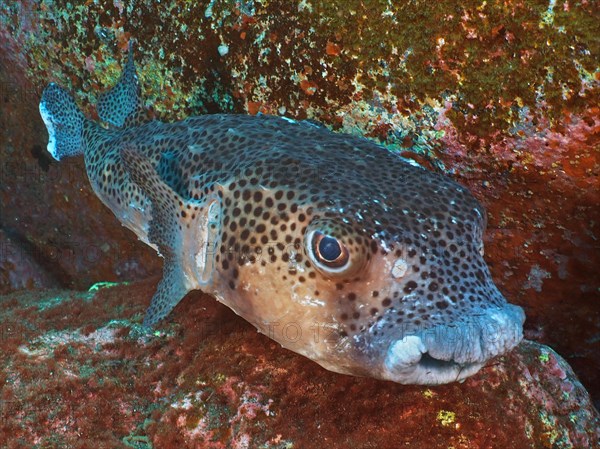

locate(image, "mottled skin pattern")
[[39, 45, 524, 385]]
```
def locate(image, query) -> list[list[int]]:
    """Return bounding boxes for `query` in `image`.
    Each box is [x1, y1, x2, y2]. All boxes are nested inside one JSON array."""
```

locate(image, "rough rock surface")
[[0, 229, 60, 294], [0, 284, 598, 449], [0, 0, 599, 433]]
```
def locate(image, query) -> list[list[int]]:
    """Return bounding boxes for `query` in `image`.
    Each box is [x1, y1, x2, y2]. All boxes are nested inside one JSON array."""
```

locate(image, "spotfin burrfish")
[[39, 43, 524, 385]]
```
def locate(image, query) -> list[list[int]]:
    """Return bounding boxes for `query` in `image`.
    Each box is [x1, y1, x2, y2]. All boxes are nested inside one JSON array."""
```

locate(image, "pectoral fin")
[[120, 148, 222, 327], [143, 255, 189, 327]]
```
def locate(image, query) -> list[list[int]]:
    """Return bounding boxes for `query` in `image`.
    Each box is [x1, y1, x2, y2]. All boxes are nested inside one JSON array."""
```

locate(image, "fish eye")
[[311, 232, 350, 269]]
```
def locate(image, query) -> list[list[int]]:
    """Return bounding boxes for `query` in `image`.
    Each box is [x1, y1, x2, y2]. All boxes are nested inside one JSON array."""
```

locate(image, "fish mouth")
[[382, 304, 525, 385]]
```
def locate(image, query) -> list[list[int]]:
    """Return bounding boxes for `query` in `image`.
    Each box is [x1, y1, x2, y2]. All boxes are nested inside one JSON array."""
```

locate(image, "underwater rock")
[[0, 64, 161, 293], [0, 284, 598, 448], [0, 229, 60, 294], [0, 0, 598, 408]]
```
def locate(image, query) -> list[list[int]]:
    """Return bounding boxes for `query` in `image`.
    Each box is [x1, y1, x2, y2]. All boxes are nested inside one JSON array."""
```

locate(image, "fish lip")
[[383, 336, 486, 385], [382, 304, 525, 385]]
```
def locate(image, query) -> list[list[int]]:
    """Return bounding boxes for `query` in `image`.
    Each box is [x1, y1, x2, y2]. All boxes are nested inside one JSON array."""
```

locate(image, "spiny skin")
[[83, 113, 523, 381], [40, 47, 525, 385]]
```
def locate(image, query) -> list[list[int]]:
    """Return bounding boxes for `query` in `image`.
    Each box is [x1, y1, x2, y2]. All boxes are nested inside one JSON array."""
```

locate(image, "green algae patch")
[[122, 434, 153, 449], [36, 291, 95, 311], [422, 388, 435, 399], [88, 280, 130, 292], [437, 409, 456, 427], [538, 410, 572, 448], [539, 351, 550, 364], [35, 294, 76, 311], [2, 0, 596, 143]]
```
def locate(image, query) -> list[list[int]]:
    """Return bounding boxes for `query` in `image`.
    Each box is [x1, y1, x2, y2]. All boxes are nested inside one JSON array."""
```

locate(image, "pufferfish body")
[[39, 43, 524, 385]]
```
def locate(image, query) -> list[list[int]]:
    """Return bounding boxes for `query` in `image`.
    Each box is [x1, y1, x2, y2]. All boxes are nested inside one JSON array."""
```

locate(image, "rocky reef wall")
[[0, 1, 598, 445]]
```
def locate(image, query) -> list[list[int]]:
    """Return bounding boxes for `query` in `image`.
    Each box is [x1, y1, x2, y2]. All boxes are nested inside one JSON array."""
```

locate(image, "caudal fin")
[[39, 83, 86, 161]]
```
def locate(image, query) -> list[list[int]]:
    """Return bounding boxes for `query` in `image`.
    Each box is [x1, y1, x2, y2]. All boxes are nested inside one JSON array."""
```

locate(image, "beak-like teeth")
[[386, 336, 426, 370], [383, 304, 525, 385]]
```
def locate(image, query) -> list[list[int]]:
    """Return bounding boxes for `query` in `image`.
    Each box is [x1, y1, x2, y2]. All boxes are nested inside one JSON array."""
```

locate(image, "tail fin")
[[39, 83, 86, 161]]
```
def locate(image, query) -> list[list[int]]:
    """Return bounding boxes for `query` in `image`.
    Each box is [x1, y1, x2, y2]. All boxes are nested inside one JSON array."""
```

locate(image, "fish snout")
[[382, 303, 525, 385]]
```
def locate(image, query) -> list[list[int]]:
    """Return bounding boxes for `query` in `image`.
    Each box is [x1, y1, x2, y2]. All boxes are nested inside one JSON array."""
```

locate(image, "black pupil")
[[319, 236, 342, 261]]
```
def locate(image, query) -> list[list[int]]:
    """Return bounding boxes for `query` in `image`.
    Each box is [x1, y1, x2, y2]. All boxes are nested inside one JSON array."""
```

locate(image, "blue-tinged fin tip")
[[39, 83, 85, 161]]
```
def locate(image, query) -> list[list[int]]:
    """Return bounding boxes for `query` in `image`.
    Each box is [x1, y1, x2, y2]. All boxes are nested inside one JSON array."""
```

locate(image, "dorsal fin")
[[120, 148, 222, 327], [97, 41, 149, 128]]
